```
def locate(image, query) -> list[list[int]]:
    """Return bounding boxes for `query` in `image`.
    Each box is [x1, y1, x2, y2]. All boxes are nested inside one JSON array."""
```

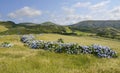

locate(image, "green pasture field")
[[0, 34, 120, 73]]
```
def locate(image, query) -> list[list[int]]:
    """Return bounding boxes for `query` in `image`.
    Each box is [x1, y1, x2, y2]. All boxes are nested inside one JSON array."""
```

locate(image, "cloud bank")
[[8, 6, 42, 18]]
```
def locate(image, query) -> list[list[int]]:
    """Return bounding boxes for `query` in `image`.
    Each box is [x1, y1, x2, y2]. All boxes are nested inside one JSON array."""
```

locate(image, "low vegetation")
[[0, 34, 120, 73], [0, 42, 13, 48], [20, 35, 117, 58]]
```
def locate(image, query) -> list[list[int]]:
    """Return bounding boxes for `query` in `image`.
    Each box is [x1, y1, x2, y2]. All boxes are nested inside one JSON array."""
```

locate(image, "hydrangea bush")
[[92, 44, 117, 58], [20, 35, 117, 58], [20, 35, 35, 43], [0, 42, 13, 48]]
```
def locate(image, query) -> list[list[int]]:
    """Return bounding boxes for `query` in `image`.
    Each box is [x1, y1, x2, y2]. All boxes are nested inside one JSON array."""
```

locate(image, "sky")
[[0, 0, 120, 25]]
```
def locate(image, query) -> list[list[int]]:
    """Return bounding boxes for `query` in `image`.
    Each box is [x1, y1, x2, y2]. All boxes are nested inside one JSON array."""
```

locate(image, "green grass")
[[74, 30, 94, 36], [0, 25, 8, 32], [0, 34, 120, 73]]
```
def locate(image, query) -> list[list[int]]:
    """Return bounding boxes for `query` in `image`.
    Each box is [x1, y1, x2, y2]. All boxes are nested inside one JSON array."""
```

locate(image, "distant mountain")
[[70, 20, 120, 32], [18, 22, 38, 26], [70, 20, 120, 39], [0, 20, 120, 39], [0, 21, 70, 34]]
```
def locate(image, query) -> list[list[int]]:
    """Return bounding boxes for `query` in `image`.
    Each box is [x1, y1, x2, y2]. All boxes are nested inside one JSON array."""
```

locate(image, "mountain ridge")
[[0, 20, 120, 39], [71, 20, 120, 29], [0, 21, 67, 34]]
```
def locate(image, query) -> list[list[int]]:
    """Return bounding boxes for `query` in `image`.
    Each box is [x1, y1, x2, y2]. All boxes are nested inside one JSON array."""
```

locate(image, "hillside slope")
[[0, 20, 120, 39], [0, 21, 70, 34], [70, 20, 120, 32], [70, 20, 120, 39]]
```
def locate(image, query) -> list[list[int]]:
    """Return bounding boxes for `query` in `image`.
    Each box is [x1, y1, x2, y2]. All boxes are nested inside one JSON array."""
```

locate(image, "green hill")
[[70, 20, 120, 32], [0, 21, 70, 35], [0, 20, 120, 39], [70, 20, 120, 39]]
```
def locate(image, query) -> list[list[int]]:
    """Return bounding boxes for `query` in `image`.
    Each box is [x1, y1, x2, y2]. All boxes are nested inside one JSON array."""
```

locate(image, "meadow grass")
[[0, 34, 120, 73], [0, 26, 8, 32]]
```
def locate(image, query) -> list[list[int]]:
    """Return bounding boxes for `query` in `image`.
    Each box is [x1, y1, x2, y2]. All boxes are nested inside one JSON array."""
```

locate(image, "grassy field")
[[0, 25, 8, 32], [0, 34, 120, 73]]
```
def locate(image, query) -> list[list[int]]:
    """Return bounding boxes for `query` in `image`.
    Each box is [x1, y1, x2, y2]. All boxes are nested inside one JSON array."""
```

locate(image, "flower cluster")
[[0, 42, 13, 48], [20, 35, 35, 43], [80, 46, 92, 54], [54, 43, 80, 54], [20, 35, 117, 58], [92, 44, 117, 58]]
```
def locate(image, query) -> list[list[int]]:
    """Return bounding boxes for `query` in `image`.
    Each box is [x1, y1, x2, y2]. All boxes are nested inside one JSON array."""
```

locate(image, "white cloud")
[[66, 14, 92, 20], [108, 6, 120, 19], [73, 2, 91, 8], [72, 1, 110, 10], [85, 5, 120, 20], [60, 2, 94, 25], [8, 6, 42, 18], [90, 0, 110, 10], [66, 15, 92, 24], [59, 0, 120, 25], [110, 6, 120, 16], [62, 6, 75, 14], [59, 2, 95, 25], [49, 11, 93, 25]]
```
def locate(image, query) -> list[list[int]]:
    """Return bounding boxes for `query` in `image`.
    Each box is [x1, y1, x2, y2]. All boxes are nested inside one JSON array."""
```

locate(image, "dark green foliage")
[[0, 21, 68, 35], [70, 20, 120, 32], [96, 28, 119, 39], [57, 38, 64, 43], [70, 20, 120, 39]]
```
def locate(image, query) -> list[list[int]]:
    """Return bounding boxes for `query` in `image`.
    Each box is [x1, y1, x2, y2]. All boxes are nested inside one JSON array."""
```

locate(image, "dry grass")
[[0, 34, 120, 73], [0, 26, 8, 32]]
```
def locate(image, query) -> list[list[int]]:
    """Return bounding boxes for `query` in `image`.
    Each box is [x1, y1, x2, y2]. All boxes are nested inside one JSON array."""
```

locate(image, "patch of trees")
[[96, 28, 118, 39]]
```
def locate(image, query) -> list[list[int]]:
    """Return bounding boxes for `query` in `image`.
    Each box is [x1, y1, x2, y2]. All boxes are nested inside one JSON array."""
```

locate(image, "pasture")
[[0, 34, 120, 73]]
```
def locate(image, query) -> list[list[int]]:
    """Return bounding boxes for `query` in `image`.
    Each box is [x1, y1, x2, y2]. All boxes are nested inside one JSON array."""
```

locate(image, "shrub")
[[0, 42, 13, 48], [20, 35, 118, 58], [20, 35, 35, 43], [57, 38, 64, 43], [92, 44, 117, 58]]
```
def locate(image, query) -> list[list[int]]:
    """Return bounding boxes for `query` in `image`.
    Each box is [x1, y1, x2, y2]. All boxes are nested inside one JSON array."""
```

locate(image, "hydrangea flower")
[[0, 42, 13, 48], [20, 35, 118, 58]]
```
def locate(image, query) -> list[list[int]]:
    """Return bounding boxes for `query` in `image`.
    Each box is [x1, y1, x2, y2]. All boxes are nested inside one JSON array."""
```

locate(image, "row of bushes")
[[20, 35, 117, 58]]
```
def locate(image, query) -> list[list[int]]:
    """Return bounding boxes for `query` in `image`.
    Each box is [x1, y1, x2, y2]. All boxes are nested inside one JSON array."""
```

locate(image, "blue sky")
[[0, 0, 120, 25]]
